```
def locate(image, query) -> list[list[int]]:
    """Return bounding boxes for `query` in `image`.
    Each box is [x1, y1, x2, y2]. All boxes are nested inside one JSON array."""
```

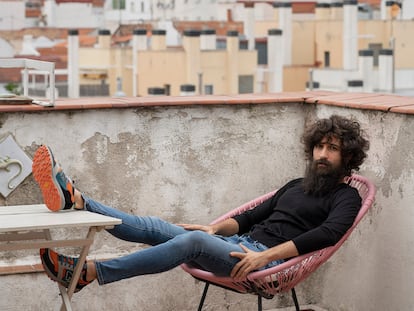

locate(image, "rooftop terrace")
[[0, 91, 413, 310]]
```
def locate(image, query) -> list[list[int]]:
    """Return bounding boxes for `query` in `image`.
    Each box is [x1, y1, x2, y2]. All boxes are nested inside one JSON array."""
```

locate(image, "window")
[[239, 75, 254, 94], [256, 41, 267, 65], [204, 84, 214, 95], [112, 0, 125, 10], [324, 51, 330, 68]]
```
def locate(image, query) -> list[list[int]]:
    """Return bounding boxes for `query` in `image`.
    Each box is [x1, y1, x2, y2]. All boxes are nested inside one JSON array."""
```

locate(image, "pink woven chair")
[[181, 174, 376, 311]]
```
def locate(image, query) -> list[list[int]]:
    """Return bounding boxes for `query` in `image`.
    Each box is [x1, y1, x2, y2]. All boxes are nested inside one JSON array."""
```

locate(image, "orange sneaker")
[[40, 248, 92, 292], [32, 145, 75, 211]]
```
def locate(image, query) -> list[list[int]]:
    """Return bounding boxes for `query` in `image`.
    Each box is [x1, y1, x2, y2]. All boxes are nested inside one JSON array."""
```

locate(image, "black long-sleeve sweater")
[[233, 178, 362, 255]]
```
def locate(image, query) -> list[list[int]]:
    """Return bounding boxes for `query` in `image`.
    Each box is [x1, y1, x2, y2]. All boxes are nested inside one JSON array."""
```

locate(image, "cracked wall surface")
[[0, 102, 413, 310]]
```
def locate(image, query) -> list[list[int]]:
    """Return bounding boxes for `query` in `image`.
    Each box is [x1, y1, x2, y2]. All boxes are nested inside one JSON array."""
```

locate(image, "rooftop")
[[1, 91, 414, 115]]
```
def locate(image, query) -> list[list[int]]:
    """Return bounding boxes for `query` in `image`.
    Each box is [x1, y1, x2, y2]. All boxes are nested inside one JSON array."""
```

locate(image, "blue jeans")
[[83, 196, 283, 285]]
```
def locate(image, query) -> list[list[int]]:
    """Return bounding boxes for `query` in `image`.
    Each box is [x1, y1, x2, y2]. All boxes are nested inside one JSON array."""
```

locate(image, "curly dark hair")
[[302, 115, 369, 176]]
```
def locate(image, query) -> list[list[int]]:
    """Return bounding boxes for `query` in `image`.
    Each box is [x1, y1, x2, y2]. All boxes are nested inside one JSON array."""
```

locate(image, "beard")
[[302, 159, 345, 196]]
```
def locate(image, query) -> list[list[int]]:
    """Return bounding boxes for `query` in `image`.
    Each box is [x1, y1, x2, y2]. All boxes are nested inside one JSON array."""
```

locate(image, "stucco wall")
[[0, 101, 413, 310]]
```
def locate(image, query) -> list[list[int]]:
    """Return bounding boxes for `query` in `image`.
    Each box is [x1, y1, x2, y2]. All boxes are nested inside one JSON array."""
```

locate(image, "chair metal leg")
[[197, 282, 210, 311], [291, 287, 300, 311], [257, 294, 262, 311]]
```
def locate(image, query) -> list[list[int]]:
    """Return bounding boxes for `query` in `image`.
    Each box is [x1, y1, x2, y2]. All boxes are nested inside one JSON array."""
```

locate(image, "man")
[[32, 114, 369, 292]]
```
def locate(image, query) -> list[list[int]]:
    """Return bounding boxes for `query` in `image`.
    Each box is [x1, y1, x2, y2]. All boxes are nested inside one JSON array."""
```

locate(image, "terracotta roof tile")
[[1, 92, 413, 115]]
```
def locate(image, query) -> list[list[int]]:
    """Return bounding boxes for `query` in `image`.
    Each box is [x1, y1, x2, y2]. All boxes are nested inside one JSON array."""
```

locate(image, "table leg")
[[58, 227, 98, 311], [58, 283, 73, 311]]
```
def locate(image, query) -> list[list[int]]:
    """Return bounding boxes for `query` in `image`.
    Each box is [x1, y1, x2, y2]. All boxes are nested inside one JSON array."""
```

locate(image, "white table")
[[0, 204, 121, 311]]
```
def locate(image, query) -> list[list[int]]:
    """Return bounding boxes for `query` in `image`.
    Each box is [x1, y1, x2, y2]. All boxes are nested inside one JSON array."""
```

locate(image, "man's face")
[[312, 136, 342, 175]]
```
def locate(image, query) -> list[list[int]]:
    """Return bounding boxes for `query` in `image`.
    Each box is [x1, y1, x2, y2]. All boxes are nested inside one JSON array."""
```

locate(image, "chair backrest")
[[181, 174, 376, 296]]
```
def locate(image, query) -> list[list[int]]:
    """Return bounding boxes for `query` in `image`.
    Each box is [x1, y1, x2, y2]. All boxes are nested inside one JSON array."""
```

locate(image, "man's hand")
[[178, 223, 216, 235], [178, 218, 239, 237], [230, 241, 299, 280], [229, 244, 269, 280]]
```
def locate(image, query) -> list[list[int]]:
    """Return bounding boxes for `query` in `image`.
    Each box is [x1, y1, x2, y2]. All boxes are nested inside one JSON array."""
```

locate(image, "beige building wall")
[[390, 21, 414, 68], [314, 20, 343, 69], [78, 47, 112, 84], [77, 36, 258, 97], [312, 19, 414, 71], [200, 51, 226, 95], [283, 66, 312, 91], [292, 20, 315, 66], [255, 20, 278, 37], [136, 51, 186, 96], [238, 50, 257, 75], [75, 12, 414, 95]]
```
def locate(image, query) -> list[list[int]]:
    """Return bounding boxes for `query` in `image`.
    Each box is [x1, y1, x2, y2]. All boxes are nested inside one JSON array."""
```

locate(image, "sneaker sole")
[[40, 248, 87, 292], [32, 146, 64, 212], [40, 248, 70, 288]]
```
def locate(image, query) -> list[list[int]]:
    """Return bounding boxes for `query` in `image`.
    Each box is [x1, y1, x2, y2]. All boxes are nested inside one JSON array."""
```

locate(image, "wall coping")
[[1, 91, 414, 115]]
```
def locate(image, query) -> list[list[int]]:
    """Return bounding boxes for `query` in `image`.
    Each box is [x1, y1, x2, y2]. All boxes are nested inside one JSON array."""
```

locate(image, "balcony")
[[0, 91, 413, 310]]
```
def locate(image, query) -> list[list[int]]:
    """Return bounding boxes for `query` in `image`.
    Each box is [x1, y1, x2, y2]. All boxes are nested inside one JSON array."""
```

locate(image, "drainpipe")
[[390, 37, 396, 93], [308, 69, 314, 91]]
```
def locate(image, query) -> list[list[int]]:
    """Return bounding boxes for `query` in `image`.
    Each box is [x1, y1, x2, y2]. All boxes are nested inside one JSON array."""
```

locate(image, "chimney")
[[183, 30, 201, 87], [200, 29, 216, 50], [243, 1, 255, 50], [133, 29, 148, 51], [343, 0, 358, 70], [315, 3, 331, 20], [275, 2, 292, 66], [151, 29, 166, 50], [331, 2, 343, 20], [358, 50, 374, 92], [227, 9, 233, 22], [67, 29, 79, 98], [378, 49, 393, 92], [97, 29, 111, 49], [226, 30, 239, 94], [267, 29, 284, 92]]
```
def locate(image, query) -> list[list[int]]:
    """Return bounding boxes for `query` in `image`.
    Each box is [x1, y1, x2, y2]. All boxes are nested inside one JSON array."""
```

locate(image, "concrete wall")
[[0, 100, 413, 310]]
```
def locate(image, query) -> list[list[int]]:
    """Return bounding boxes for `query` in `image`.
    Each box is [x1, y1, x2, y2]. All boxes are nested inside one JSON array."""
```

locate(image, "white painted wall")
[[43, 0, 101, 28], [0, 0, 25, 30]]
